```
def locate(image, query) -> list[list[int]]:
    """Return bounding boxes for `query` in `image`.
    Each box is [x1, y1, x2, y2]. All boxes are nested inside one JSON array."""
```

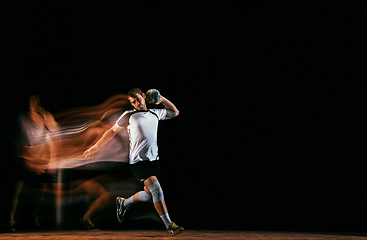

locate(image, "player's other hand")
[[83, 145, 99, 159]]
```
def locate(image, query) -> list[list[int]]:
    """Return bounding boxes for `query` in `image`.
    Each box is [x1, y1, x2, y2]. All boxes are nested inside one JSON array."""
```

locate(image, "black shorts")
[[130, 160, 161, 185]]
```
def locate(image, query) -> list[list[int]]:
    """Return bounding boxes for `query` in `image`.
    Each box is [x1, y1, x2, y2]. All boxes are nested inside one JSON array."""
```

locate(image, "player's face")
[[128, 93, 147, 110]]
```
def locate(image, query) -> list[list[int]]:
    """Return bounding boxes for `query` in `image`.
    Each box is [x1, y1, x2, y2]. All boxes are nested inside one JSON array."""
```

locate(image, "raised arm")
[[157, 96, 179, 119], [83, 124, 122, 158]]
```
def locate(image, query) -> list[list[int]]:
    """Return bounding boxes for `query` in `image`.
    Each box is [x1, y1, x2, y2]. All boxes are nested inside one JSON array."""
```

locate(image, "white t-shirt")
[[115, 109, 167, 164]]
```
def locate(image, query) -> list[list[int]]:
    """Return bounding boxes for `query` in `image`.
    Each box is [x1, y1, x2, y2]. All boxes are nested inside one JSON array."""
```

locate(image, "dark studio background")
[[1, 1, 365, 232]]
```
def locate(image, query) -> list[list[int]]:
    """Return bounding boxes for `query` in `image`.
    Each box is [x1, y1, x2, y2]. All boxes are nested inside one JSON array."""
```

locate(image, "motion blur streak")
[[54, 94, 130, 125], [8, 94, 160, 231], [15, 94, 131, 172]]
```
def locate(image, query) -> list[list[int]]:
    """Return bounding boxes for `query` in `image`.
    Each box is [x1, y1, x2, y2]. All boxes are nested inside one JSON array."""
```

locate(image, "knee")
[[148, 181, 164, 203], [138, 191, 152, 202], [144, 176, 158, 186]]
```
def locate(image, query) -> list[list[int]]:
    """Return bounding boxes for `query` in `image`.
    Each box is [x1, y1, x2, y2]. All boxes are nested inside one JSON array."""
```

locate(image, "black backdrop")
[[2, 1, 365, 232]]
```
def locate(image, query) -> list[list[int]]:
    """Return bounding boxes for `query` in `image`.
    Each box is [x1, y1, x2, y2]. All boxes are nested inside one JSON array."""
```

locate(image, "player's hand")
[[155, 95, 164, 105], [83, 145, 99, 159], [46, 166, 57, 175], [46, 161, 57, 175]]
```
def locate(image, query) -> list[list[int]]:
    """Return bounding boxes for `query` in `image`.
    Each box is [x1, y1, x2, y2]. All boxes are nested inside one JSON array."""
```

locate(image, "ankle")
[[160, 213, 172, 229]]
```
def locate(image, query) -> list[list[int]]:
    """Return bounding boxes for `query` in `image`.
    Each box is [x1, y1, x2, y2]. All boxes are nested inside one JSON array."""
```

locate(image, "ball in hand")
[[146, 89, 161, 104]]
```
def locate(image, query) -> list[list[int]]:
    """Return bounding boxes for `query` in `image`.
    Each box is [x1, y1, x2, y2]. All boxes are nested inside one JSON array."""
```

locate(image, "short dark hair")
[[127, 88, 143, 98]]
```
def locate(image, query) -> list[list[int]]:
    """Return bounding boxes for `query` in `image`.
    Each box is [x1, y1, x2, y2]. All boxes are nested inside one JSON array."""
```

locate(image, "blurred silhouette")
[[9, 95, 59, 231], [7, 94, 157, 231]]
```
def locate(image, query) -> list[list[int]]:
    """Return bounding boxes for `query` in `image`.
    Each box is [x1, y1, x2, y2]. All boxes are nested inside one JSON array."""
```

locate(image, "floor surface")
[[1, 230, 367, 240]]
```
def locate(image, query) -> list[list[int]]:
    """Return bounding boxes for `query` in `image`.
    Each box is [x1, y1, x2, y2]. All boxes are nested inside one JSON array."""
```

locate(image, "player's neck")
[[135, 106, 148, 111]]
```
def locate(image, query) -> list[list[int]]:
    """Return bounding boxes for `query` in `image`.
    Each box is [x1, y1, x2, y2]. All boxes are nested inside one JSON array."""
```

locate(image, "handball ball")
[[146, 89, 161, 104]]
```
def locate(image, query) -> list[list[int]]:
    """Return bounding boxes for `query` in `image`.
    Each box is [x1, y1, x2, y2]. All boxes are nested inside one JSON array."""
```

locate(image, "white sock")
[[123, 196, 134, 208], [160, 213, 172, 229]]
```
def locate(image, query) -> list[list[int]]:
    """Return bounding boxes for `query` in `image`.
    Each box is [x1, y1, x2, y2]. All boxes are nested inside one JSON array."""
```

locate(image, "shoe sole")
[[116, 197, 124, 223], [116, 211, 122, 223], [170, 227, 184, 236]]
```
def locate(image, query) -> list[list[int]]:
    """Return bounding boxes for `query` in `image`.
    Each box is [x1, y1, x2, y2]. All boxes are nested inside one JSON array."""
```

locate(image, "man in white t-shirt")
[[83, 88, 183, 236]]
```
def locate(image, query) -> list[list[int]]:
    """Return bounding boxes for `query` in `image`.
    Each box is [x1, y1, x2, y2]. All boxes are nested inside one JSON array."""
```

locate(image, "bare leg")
[[128, 176, 168, 215], [33, 182, 47, 228], [118, 175, 178, 231], [81, 180, 110, 226], [82, 192, 110, 226], [131, 185, 150, 202], [9, 181, 23, 231], [144, 176, 168, 216]]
